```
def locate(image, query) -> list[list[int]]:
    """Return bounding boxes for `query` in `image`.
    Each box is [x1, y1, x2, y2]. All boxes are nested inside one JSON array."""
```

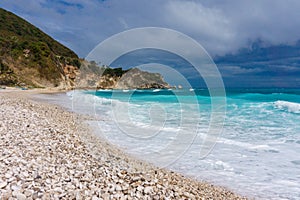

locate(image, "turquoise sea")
[[69, 88, 300, 199]]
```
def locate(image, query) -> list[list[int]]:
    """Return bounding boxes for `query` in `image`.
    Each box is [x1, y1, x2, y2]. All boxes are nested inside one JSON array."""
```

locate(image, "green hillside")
[[0, 8, 80, 87]]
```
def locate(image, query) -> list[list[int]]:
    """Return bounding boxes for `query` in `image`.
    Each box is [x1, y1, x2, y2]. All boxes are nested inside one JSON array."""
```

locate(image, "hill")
[[0, 8, 170, 89], [0, 8, 80, 87]]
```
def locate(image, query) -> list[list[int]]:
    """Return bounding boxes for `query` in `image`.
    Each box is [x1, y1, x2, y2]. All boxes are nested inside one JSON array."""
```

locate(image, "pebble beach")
[[0, 90, 247, 199]]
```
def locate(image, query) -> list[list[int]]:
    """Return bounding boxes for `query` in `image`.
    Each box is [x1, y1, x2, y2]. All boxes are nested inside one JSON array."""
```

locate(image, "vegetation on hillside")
[[0, 8, 80, 87], [86, 61, 129, 77], [102, 67, 129, 77]]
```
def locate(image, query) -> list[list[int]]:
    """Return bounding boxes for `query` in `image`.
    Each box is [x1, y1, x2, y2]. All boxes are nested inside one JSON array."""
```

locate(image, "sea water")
[[68, 88, 300, 199]]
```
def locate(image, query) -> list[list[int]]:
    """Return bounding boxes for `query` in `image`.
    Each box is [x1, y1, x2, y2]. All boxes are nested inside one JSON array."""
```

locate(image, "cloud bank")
[[1, 0, 300, 57]]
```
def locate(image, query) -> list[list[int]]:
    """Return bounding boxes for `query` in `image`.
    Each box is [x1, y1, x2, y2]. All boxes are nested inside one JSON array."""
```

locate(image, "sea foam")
[[67, 89, 300, 199], [274, 100, 300, 114]]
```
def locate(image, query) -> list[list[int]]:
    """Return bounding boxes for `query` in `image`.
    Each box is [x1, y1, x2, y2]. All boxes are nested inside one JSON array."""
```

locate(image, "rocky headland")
[[0, 8, 169, 90], [76, 63, 170, 90]]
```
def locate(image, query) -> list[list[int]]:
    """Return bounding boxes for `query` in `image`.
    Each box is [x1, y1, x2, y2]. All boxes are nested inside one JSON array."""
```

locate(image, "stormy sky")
[[1, 0, 300, 88]]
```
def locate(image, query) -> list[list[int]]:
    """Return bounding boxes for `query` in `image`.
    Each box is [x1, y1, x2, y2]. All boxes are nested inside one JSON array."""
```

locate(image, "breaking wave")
[[274, 100, 300, 114]]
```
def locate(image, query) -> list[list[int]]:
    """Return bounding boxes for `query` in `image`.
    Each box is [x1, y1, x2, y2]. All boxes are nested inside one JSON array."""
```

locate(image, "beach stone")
[[16, 193, 27, 200], [144, 186, 153, 194], [11, 185, 21, 191], [59, 193, 67, 198], [1, 191, 12, 200], [92, 196, 100, 200], [130, 176, 141, 184], [75, 191, 82, 200], [117, 172, 124, 178], [136, 185, 143, 192], [115, 184, 122, 192], [24, 190, 33, 197], [135, 191, 142, 198], [5, 172, 12, 179], [0, 181, 8, 189]]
